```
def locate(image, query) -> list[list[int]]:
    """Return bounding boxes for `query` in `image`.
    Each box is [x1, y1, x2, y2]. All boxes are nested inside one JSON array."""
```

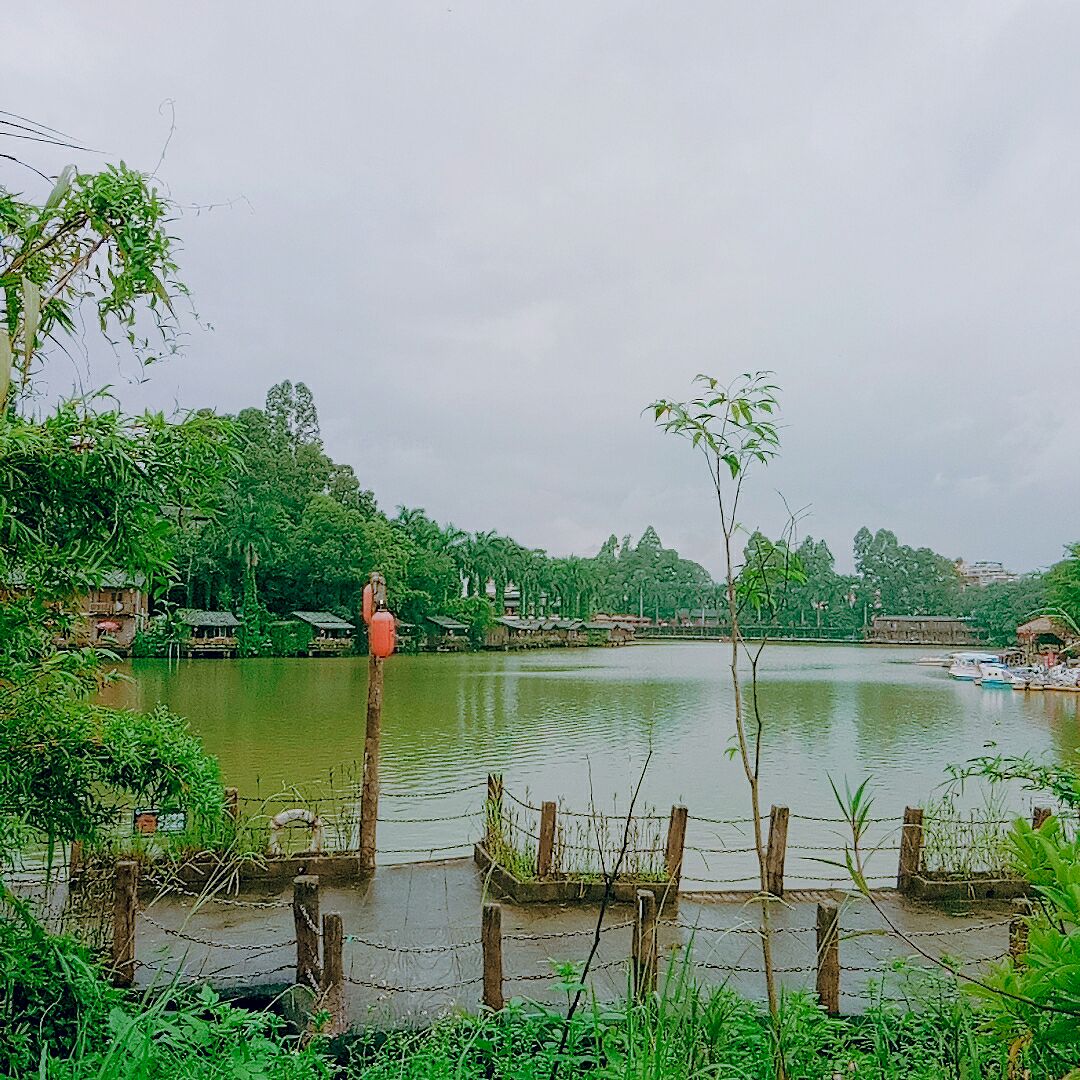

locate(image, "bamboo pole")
[[224, 786, 240, 822], [293, 875, 322, 991], [537, 801, 556, 878], [897, 807, 924, 893], [815, 901, 840, 1017], [482, 902, 504, 1010], [111, 860, 138, 988], [765, 806, 789, 897], [632, 889, 658, 1000]]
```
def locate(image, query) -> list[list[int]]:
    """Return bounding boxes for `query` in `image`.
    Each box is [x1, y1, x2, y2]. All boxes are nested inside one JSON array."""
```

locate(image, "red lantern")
[[370, 609, 396, 658], [362, 584, 374, 626]]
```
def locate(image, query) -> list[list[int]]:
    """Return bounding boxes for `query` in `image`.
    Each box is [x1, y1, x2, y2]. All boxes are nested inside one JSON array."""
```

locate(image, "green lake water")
[[100, 643, 1080, 885]]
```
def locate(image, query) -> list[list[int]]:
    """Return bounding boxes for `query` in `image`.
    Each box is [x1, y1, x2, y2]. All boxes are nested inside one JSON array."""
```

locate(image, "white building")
[[957, 560, 1019, 588]]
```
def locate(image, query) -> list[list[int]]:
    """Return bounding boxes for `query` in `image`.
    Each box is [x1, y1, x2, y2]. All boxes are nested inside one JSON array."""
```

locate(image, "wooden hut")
[[424, 614, 470, 651], [290, 610, 355, 654], [1016, 616, 1074, 661], [178, 610, 241, 657]]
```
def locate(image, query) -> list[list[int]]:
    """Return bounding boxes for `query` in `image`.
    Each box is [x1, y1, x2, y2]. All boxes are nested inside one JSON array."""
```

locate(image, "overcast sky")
[[8, 2, 1079, 575]]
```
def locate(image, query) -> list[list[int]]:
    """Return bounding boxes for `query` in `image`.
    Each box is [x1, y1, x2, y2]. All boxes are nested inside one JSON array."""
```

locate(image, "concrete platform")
[[133, 857, 1014, 1026]]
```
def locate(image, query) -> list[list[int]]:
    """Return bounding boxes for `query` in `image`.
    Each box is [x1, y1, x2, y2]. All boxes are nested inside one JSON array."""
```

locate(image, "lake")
[[100, 643, 1080, 885]]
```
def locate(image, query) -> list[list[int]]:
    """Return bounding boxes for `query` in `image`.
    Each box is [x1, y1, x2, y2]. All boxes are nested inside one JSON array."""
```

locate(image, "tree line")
[[163, 380, 1079, 649]]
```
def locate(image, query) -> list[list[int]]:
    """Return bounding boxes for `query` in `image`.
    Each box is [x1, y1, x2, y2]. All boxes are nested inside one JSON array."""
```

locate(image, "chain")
[[139, 911, 295, 951], [345, 935, 481, 953], [344, 973, 482, 993], [504, 920, 633, 942], [143, 880, 290, 909]]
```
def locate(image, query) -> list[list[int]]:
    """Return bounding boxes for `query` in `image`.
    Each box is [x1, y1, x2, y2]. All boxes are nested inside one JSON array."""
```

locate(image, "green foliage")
[[347, 978, 1013, 1080], [2, 163, 188, 405], [1044, 542, 1080, 628], [966, 574, 1048, 644], [972, 817, 1080, 1066], [0, 899, 121, 1077], [853, 526, 965, 618]]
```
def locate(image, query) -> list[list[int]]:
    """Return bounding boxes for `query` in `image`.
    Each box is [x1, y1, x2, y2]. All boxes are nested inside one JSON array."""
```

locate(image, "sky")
[[6, 2, 1079, 576]]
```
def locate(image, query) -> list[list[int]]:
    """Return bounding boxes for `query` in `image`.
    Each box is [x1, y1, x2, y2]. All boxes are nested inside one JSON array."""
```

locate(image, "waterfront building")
[[177, 609, 241, 657], [424, 614, 470, 650], [290, 610, 355, 654], [1016, 615, 1074, 661], [865, 615, 978, 646]]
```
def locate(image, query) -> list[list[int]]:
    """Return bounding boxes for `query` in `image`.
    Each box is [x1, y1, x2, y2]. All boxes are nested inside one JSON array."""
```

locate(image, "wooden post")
[[360, 573, 387, 874], [897, 807, 924, 893], [537, 801, 557, 878], [482, 902, 504, 1010], [1032, 806, 1051, 830], [111, 860, 138, 988], [69, 840, 83, 882], [664, 805, 689, 885], [632, 888, 658, 1000], [765, 805, 789, 897], [1009, 900, 1032, 967], [486, 773, 504, 848], [320, 912, 346, 1035], [815, 901, 840, 1017], [293, 875, 322, 990], [224, 786, 240, 822]]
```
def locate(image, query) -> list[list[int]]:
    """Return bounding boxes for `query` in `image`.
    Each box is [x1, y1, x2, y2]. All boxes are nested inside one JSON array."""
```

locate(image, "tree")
[[1, 160, 231, 858], [652, 372, 789, 1059], [1045, 543, 1080, 626]]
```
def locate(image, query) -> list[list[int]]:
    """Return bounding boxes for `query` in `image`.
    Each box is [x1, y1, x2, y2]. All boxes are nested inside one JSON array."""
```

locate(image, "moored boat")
[[949, 653, 1000, 680]]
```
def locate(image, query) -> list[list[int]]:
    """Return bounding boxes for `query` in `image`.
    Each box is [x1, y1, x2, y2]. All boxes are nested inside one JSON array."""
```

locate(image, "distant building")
[[424, 614, 470, 650], [675, 608, 724, 629], [290, 611, 355, 654], [178, 609, 241, 657], [866, 615, 978, 646], [71, 571, 148, 652], [957, 560, 1019, 588]]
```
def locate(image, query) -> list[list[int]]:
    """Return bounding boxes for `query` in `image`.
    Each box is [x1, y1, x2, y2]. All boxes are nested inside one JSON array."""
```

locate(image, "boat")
[[915, 655, 952, 667], [978, 663, 1014, 688], [948, 653, 1000, 680]]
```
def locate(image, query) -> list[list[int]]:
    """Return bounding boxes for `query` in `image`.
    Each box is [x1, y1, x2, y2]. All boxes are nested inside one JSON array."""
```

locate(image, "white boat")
[[915, 655, 952, 667], [949, 653, 1000, 680], [978, 663, 1014, 688]]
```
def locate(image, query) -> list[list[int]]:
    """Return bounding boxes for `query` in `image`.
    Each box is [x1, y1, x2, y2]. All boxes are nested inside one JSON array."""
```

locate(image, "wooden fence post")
[[320, 912, 346, 1035], [224, 786, 240, 822], [486, 773, 504, 848], [111, 860, 138, 988], [293, 875, 322, 991], [482, 902, 504, 1011], [897, 807, 924, 893], [537, 801, 557, 878], [815, 901, 840, 1017], [632, 889, 658, 1000], [69, 840, 83, 883], [765, 806, 789, 897], [1009, 900, 1032, 967], [360, 572, 387, 875], [1032, 806, 1051, 830], [664, 805, 688, 886]]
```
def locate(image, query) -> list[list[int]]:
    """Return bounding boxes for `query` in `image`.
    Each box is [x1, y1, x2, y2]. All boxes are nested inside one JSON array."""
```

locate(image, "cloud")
[[6, 1, 1079, 576]]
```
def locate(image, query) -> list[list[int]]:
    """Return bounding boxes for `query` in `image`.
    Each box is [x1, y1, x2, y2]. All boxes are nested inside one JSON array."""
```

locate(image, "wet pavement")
[[132, 857, 1015, 1026]]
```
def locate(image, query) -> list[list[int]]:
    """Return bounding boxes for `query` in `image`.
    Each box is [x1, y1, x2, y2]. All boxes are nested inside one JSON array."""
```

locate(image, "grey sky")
[[9, 2, 1079, 576]]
